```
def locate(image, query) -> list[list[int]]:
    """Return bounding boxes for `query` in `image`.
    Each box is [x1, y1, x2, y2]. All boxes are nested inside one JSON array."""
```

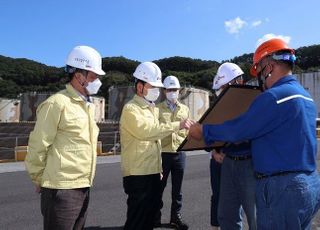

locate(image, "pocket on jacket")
[[135, 142, 155, 164], [59, 146, 91, 179]]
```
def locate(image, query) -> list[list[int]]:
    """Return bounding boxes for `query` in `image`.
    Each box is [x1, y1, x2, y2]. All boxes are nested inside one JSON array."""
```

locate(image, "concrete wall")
[[0, 99, 20, 122], [296, 72, 320, 117], [20, 92, 105, 122]]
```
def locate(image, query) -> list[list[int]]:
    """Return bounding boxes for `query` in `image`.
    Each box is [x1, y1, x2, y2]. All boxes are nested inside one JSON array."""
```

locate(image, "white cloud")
[[251, 20, 262, 27], [224, 17, 247, 34], [256, 33, 291, 47]]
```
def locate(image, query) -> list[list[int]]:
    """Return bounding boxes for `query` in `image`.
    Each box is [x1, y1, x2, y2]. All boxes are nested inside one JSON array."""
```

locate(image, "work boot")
[[153, 220, 161, 228], [153, 211, 161, 228], [170, 213, 189, 230]]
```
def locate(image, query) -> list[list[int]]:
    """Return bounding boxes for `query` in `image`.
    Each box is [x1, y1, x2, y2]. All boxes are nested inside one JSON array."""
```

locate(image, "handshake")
[[179, 119, 203, 140]]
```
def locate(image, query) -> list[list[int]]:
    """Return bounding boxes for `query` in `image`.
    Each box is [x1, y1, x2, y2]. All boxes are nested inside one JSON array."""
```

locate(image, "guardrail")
[[0, 131, 120, 162], [1, 118, 319, 162], [98, 131, 120, 156]]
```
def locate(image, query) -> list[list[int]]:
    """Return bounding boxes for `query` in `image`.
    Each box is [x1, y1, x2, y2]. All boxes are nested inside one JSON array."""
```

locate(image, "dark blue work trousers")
[[210, 157, 222, 227], [159, 152, 186, 217], [256, 171, 320, 230]]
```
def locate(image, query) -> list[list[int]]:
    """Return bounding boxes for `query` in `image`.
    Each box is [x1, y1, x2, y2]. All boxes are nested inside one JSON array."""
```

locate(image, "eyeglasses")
[[228, 75, 244, 85], [166, 88, 179, 92]]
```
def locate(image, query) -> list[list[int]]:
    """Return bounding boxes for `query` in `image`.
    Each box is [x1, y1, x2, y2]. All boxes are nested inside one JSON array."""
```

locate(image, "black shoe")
[[153, 220, 161, 228], [170, 213, 189, 230], [154, 211, 162, 228]]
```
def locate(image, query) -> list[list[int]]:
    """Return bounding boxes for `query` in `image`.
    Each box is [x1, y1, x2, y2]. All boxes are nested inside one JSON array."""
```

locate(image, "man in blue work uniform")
[[189, 38, 320, 229]]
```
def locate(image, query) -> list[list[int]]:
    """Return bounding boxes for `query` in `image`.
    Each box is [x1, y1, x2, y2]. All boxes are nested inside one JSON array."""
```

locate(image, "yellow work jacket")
[[120, 95, 180, 177], [25, 84, 99, 189], [157, 100, 189, 153]]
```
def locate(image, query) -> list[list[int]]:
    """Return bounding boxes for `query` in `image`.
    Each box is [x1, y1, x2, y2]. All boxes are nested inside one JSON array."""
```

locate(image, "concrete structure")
[[20, 92, 50, 121], [20, 92, 105, 122], [296, 72, 320, 117], [0, 98, 20, 122]]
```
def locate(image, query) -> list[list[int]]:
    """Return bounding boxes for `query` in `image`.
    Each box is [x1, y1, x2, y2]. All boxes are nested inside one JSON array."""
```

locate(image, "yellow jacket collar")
[[133, 94, 150, 108], [66, 84, 85, 102]]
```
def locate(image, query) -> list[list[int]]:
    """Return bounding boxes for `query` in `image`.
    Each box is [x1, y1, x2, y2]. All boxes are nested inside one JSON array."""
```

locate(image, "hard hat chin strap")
[[258, 64, 273, 90], [75, 70, 88, 87]]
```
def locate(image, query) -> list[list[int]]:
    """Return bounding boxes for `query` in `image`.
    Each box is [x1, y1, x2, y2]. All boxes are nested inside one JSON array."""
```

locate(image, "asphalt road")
[[0, 152, 320, 230]]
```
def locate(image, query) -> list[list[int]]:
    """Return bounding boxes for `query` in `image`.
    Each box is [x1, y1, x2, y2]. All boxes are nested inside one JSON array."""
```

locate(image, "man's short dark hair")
[[134, 78, 146, 93], [65, 65, 88, 81]]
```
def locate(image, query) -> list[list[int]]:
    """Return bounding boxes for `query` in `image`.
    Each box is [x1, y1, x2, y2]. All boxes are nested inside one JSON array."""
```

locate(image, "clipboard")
[[177, 85, 262, 151]]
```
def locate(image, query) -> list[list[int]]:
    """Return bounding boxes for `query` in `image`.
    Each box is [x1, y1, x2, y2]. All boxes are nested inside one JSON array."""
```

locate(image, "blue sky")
[[0, 0, 319, 67]]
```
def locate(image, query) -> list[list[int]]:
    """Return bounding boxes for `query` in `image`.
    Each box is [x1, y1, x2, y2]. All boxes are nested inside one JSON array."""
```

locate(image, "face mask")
[[166, 92, 178, 102], [257, 64, 272, 90], [215, 88, 223, 96], [144, 87, 160, 102], [85, 78, 102, 95]]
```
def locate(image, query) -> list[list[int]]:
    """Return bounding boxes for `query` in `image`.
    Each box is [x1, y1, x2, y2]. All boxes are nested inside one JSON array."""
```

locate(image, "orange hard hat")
[[250, 38, 294, 77]]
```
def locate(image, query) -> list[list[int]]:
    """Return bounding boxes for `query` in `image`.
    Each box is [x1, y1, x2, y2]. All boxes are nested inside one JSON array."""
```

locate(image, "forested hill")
[[0, 44, 319, 99]]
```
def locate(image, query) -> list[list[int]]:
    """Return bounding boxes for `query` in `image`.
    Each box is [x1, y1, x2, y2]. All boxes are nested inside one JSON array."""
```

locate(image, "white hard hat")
[[212, 62, 244, 90], [133, 62, 163, 87], [65, 45, 106, 75], [163, 76, 181, 89]]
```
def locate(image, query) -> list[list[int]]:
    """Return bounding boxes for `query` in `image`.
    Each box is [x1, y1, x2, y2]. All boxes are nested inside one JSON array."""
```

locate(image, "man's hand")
[[180, 119, 195, 130], [35, 185, 41, 193], [188, 123, 203, 140], [212, 150, 225, 164]]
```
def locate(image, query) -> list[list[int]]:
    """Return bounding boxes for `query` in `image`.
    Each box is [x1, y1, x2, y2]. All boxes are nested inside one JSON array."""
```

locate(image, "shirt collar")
[[271, 75, 296, 88], [66, 84, 91, 103], [133, 94, 154, 108], [166, 99, 177, 106], [166, 99, 180, 112]]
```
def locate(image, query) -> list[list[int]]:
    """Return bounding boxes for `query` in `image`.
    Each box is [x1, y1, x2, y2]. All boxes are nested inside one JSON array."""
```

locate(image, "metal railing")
[[99, 131, 120, 155], [0, 130, 121, 161], [0, 135, 30, 161]]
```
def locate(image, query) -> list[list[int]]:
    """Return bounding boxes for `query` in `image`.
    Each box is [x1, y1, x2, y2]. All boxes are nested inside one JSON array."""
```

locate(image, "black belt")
[[226, 155, 252, 161], [255, 171, 309, 179], [162, 151, 184, 154]]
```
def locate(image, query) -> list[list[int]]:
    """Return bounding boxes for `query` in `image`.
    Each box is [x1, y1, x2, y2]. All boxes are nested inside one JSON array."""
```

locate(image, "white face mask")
[[86, 78, 102, 95], [166, 92, 178, 103], [144, 87, 160, 102], [215, 88, 223, 96]]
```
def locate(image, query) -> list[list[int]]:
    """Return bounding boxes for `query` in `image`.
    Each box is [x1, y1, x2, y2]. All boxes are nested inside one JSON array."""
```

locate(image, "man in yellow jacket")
[[25, 45, 105, 230], [156, 76, 189, 230], [120, 62, 193, 230]]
